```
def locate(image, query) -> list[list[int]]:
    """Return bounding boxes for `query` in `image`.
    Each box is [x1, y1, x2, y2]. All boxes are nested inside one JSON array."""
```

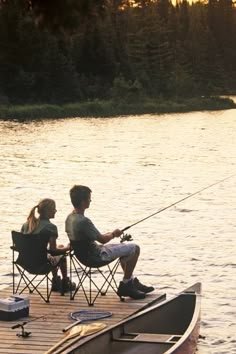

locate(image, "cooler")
[[0, 295, 30, 321]]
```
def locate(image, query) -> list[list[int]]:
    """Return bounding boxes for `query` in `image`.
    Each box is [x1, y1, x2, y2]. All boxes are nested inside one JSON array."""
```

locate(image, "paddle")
[[44, 322, 107, 354]]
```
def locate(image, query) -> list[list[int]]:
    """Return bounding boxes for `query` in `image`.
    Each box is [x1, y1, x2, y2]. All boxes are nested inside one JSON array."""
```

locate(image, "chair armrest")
[[47, 249, 67, 256], [10, 245, 18, 251]]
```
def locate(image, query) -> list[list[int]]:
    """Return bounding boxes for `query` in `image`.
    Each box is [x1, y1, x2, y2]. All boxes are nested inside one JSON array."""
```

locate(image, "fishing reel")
[[120, 233, 133, 243], [11, 322, 31, 338]]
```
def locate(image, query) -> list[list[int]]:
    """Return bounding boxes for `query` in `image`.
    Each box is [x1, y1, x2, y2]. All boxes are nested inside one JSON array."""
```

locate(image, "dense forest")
[[0, 0, 236, 105]]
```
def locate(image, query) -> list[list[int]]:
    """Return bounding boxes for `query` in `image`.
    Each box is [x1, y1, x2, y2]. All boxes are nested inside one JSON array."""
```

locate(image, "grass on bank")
[[0, 96, 235, 121]]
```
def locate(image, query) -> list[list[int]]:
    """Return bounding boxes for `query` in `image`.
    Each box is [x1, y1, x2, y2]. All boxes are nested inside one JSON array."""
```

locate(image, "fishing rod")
[[121, 174, 235, 233], [11, 315, 46, 337]]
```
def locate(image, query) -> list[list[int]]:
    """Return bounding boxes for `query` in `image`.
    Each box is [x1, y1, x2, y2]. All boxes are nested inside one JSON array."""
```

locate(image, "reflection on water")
[[0, 106, 236, 354]]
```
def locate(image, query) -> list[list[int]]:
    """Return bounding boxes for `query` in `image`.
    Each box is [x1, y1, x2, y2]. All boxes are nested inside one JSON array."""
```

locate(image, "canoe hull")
[[63, 283, 201, 354]]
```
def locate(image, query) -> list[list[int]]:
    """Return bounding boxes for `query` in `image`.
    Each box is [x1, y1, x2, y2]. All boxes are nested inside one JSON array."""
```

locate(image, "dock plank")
[[0, 287, 165, 354]]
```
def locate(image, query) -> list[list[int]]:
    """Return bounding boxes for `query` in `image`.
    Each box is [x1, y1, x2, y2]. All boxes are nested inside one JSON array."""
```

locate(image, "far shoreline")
[[0, 96, 235, 121]]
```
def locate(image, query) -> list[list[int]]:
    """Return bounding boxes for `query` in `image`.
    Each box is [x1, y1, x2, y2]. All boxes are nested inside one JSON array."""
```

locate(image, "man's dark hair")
[[70, 185, 92, 208]]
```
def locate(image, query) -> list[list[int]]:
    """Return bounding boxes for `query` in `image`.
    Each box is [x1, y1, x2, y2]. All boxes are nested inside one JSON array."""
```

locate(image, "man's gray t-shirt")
[[65, 212, 101, 259]]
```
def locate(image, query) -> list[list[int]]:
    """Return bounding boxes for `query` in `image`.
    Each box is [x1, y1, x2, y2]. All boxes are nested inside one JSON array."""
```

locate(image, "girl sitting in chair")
[[21, 198, 75, 294]]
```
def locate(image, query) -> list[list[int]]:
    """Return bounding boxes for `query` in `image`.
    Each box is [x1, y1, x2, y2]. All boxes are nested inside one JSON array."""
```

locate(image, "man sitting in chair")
[[65, 185, 154, 300]]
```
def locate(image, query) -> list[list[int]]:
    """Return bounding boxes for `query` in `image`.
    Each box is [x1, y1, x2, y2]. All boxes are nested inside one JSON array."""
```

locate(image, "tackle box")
[[0, 294, 29, 321]]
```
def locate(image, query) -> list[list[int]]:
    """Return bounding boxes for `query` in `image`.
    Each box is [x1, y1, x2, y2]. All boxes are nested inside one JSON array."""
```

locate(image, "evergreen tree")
[[1, 0, 236, 103]]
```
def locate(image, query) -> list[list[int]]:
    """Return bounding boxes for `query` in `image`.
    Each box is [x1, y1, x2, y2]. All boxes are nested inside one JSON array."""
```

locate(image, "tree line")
[[0, 0, 235, 105]]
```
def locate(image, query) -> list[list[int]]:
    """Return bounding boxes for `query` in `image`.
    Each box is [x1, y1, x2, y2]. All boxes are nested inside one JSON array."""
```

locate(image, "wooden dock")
[[0, 287, 165, 354]]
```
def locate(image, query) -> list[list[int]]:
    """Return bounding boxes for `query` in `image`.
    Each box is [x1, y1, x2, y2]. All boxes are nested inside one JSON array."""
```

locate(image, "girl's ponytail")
[[27, 205, 39, 233]]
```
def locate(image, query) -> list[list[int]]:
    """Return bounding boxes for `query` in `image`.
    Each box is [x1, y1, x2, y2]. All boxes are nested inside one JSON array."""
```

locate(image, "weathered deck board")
[[0, 287, 165, 354]]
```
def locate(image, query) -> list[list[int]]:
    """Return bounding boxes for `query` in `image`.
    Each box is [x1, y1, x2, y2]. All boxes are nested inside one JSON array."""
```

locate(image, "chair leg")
[[88, 261, 120, 306], [70, 257, 120, 306], [46, 274, 52, 303], [12, 249, 16, 294], [99, 260, 120, 295], [69, 257, 94, 306], [69, 252, 75, 300], [13, 265, 52, 303], [14, 267, 32, 294], [70, 256, 86, 300], [89, 268, 92, 306]]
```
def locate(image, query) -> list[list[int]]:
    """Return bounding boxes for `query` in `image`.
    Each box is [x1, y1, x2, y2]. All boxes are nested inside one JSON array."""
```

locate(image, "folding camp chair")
[[11, 230, 65, 303], [69, 240, 120, 306]]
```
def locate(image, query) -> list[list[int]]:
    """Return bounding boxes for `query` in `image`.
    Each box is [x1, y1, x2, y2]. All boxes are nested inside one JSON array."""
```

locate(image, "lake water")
[[0, 102, 236, 353]]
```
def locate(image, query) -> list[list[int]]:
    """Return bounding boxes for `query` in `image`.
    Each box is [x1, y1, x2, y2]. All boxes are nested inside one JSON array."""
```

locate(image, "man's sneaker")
[[51, 275, 61, 292], [133, 277, 154, 294], [117, 281, 146, 300]]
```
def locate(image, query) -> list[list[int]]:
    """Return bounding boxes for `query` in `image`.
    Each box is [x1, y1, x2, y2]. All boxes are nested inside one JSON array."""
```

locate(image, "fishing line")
[[121, 173, 235, 232]]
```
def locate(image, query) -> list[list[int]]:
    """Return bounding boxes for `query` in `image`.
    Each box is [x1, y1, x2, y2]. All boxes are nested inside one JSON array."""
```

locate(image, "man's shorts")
[[99, 243, 137, 263]]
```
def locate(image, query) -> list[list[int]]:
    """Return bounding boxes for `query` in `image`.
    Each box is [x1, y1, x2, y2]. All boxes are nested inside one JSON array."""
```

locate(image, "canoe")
[[62, 282, 201, 354]]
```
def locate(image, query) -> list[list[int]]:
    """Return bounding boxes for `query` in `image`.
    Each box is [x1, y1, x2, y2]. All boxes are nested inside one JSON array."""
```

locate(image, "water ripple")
[[1, 109, 236, 354]]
